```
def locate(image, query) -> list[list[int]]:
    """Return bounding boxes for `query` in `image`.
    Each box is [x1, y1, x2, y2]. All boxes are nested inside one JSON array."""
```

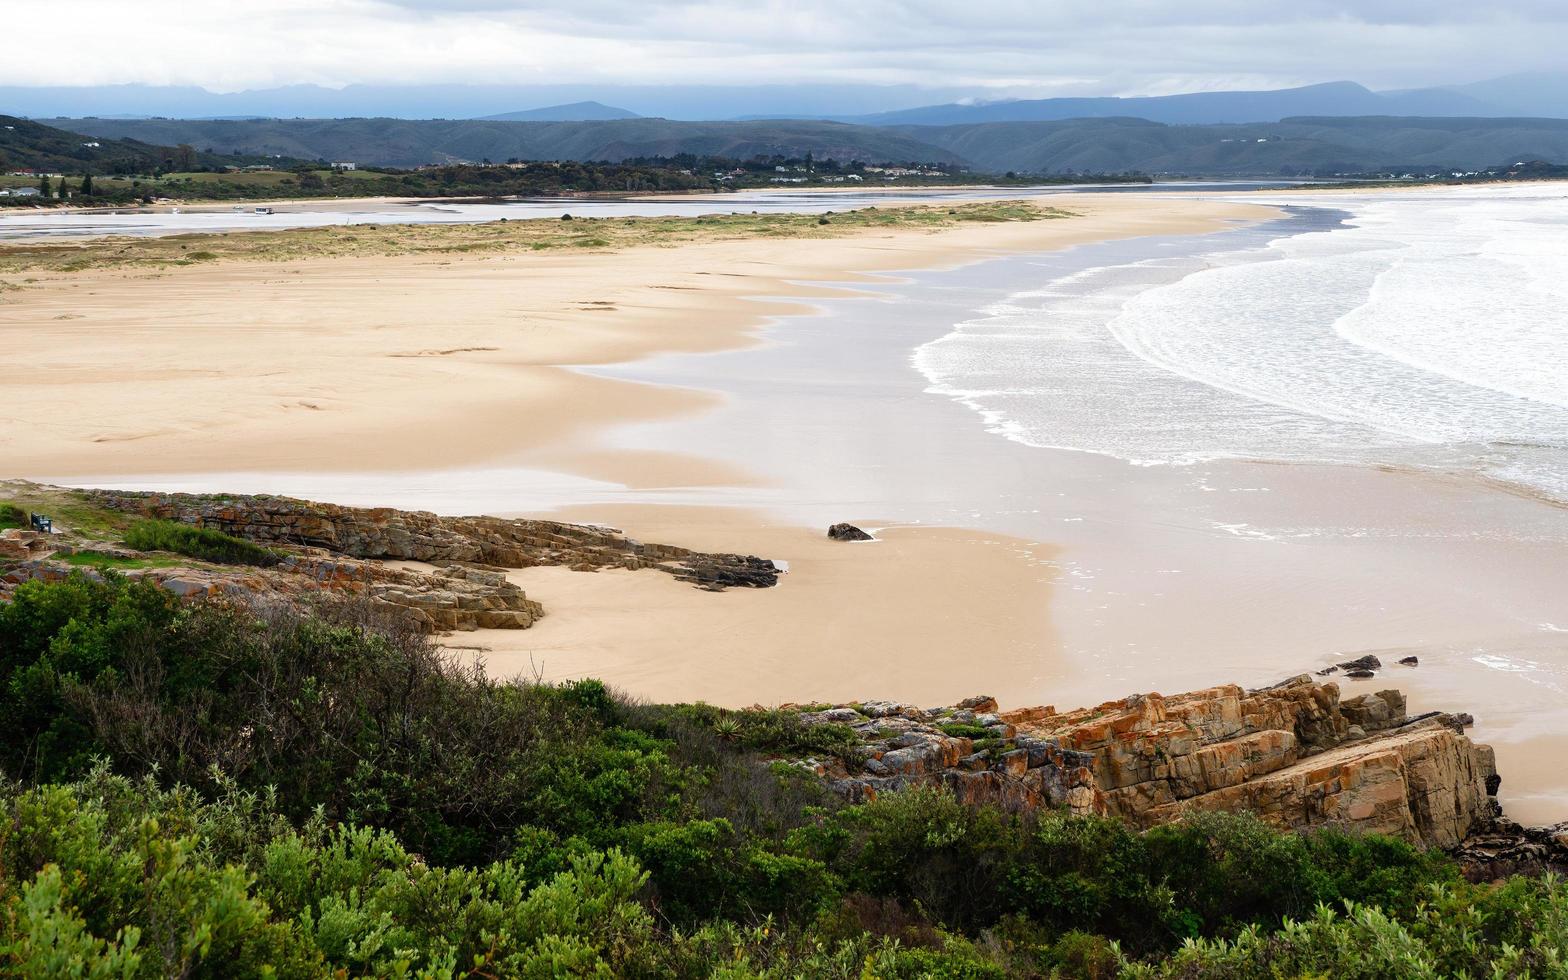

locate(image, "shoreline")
[[3, 192, 1275, 481]]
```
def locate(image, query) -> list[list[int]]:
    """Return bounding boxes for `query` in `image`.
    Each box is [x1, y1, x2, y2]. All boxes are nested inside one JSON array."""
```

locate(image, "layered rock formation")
[[1454, 817, 1568, 881], [1, 484, 780, 633], [794, 675, 1498, 850], [84, 489, 780, 590]]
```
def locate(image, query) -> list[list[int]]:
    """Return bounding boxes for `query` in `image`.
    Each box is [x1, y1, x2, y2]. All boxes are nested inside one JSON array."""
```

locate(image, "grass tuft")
[[122, 518, 281, 567]]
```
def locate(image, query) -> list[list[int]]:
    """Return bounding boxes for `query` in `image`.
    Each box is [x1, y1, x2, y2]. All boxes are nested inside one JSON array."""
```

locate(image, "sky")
[[7, 1, 1566, 100]]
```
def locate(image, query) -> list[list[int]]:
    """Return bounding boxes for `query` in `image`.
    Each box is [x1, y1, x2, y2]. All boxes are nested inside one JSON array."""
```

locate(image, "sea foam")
[[914, 186, 1568, 500]]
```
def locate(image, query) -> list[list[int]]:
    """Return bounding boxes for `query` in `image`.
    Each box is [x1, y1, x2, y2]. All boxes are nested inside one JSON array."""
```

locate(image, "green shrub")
[[122, 518, 280, 566], [939, 723, 993, 739], [0, 502, 26, 530]]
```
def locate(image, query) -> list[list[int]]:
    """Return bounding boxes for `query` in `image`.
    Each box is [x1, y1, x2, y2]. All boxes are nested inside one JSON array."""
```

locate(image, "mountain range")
[[476, 102, 640, 122], [4, 74, 1567, 124], [43, 113, 1568, 176], [843, 81, 1502, 126]]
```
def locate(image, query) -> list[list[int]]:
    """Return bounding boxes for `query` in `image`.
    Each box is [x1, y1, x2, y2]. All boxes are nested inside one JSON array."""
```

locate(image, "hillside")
[[47, 116, 964, 169], [0, 114, 275, 175], [43, 113, 1568, 177], [895, 115, 1568, 175]]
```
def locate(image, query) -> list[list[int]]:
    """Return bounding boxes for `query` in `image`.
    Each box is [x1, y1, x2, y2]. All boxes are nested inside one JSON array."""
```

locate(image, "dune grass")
[[0, 200, 1070, 280]]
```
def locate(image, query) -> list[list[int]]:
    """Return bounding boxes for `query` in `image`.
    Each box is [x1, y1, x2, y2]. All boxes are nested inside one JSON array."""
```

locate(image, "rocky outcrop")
[[0, 528, 51, 561], [1453, 817, 1568, 881], [827, 523, 875, 542], [794, 676, 1498, 850], [787, 695, 1100, 815], [2, 551, 543, 633], [82, 489, 781, 591], [2, 484, 782, 634]]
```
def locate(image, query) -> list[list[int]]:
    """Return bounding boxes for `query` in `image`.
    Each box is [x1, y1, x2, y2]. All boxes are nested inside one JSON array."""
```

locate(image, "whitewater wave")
[[913, 186, 1568, 501]]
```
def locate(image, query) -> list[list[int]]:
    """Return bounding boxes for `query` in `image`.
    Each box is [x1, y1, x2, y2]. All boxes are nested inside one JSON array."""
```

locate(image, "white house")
[[331, 162, 357, 171]]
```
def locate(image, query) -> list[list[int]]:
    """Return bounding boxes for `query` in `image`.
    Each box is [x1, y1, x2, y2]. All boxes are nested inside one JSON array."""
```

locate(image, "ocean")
[[915, 185, 1568, 503]]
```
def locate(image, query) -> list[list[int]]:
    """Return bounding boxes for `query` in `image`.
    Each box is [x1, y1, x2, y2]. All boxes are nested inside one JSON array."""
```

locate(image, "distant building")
[[331, 162, 357, 171], [0, 187, 40, 197]]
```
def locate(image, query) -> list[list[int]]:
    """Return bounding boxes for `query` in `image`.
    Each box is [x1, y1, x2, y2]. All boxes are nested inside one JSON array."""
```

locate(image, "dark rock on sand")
[[1338, 654, 1383, 672], [828, 523, 875, 542], [1400, 655, 1420, 666], [1346, 668, 1376, 678]]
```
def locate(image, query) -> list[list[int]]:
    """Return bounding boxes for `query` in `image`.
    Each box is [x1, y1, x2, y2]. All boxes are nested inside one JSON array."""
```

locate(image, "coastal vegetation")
[[0, 200, 1066, 281], [0, 153, 1134, 209], [2, 573, 1567, 977], [121, 518, 282, 567]]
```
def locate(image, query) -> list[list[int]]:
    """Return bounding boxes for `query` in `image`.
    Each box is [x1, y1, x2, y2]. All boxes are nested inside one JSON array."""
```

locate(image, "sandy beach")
[[2, 192, 1266, 478], [450, 504, 1060, 709]]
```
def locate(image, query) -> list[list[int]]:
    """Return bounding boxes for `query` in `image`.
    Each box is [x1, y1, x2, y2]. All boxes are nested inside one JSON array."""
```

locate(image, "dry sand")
[[1, 193, 1270, 479], [454, 505, 1059, 708]]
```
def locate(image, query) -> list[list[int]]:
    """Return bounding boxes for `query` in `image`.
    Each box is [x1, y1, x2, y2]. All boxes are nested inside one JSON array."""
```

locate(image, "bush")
[[0, 770, 656, 978], [0, 502, 26, 530], [122, 518, 280, 566]]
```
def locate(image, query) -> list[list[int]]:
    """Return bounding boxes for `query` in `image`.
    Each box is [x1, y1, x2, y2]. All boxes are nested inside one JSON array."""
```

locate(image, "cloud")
[[6, 0, 1566, 95]]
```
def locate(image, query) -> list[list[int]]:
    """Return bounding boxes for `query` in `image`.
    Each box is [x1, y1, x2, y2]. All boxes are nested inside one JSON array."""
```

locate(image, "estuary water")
[[0, 181, 1301, 241]]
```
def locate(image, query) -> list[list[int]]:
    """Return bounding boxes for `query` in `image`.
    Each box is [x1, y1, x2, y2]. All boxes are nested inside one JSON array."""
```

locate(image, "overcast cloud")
[[9, 0, 1566, 95]]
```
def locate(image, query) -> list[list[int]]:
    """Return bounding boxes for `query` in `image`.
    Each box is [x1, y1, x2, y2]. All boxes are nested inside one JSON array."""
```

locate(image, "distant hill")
[[852, 81, 1501, 127], [477, 102, 640, 122], [46, 117, 963, 169], [0, 114, 273, 174], [1447, 72, 1568, 119], [893, 115, 1568, 175]]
